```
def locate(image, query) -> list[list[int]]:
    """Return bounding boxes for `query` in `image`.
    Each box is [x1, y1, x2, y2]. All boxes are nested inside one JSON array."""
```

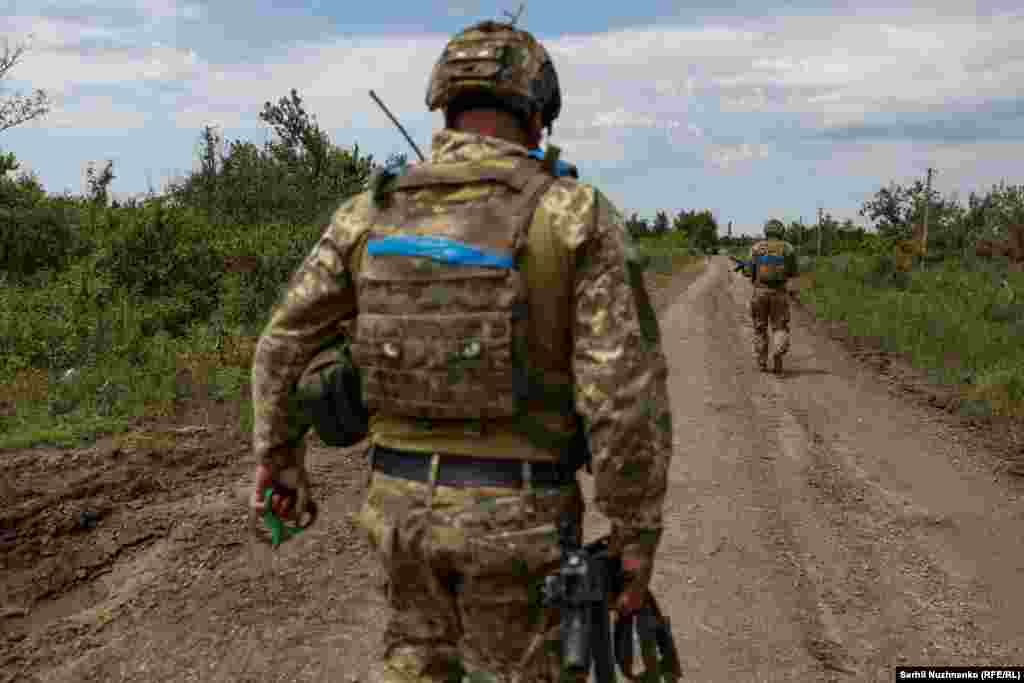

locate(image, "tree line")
[[624, 209, 722, 253]]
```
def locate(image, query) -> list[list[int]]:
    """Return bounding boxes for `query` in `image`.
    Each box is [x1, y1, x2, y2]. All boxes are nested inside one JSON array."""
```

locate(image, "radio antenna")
[[502, 3, 526, 25]]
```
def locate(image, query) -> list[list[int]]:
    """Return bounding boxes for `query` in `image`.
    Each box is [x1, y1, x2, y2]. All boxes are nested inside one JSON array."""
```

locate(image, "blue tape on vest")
[[528, 149, 577, 178], [367, 235, 514, 269], [756, 254, 786, 266]]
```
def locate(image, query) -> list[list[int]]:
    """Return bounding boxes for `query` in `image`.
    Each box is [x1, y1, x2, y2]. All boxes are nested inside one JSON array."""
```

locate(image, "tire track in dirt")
[[648, 257, 1024, 683], [646, 258, 828, 682], [716, 257, 1024, 679]]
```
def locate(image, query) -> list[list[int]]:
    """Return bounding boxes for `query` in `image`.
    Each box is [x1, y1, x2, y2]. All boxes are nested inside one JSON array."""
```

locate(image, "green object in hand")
[[261, 487, 311, 548]]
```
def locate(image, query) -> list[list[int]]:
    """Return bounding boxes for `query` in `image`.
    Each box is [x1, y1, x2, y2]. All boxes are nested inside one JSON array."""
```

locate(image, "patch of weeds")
[[806, 252, 1024, 418], [890, 271, 911, 290], [208, 366, 249, 402], [959, 398, 994, 419], [644, 252, 676, 275], [829, 254, 852, 274], [238, 399, 254, 435], [986, 302, 1024, 324]]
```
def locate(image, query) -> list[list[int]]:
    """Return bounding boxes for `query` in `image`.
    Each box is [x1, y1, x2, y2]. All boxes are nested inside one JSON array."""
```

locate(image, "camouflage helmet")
[[764, 221, 785, 239], [426, 20, 562, 133]]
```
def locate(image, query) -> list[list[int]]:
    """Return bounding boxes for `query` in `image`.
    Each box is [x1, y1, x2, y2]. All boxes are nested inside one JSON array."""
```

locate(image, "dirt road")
[[3, 256, 1023, 682], [642, 257, 1024, 681]]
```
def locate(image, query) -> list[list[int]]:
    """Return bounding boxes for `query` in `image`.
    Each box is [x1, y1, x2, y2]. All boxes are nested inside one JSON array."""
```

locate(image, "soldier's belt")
[[370, 445, 574, 488]]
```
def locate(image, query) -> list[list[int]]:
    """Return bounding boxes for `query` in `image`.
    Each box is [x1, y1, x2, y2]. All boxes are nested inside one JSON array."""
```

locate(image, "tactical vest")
[[349, 157, 579, 461], [753, 240, 789, 287]]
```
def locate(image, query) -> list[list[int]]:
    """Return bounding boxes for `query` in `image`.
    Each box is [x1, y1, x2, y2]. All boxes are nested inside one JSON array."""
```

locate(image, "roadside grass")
[[0, 185, 718, 452], [0, 285, 263, 450], [636, 230, 704, 277], [0, 334, 258, 450], [800, 253, 1024, 419]]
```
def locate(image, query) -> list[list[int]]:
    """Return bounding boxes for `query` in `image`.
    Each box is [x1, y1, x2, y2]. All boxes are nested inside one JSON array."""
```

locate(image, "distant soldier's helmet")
[[426, 20, 562, 133], [764, 223, 785, 239]]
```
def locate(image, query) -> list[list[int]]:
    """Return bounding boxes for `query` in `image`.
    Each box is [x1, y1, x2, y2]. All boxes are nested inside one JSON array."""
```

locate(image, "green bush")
[[802, 254, 1024, 417]]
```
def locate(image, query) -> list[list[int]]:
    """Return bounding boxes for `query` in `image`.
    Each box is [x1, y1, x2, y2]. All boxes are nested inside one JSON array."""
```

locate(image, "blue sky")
[[3, 1, 1024, 235]]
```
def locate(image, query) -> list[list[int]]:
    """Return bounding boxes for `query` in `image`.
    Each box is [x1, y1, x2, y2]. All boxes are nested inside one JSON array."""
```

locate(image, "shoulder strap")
[[392, 157, 546, 193]]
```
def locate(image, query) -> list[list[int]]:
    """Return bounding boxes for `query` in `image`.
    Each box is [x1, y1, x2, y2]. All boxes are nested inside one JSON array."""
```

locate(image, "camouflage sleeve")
[[250, 192, 371, 469], [572, 189, 672, 554]]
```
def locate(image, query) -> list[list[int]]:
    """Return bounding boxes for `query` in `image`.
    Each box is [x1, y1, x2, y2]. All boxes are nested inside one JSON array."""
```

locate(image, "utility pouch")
[[294, 341, 369, 448]]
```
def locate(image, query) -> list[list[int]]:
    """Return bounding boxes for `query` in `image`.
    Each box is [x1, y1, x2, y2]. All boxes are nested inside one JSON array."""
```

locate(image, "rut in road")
[[623, 256, 1024, 683]]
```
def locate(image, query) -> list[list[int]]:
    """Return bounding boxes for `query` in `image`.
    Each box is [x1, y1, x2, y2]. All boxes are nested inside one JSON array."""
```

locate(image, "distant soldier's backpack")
[[754, 241, 788, 286]]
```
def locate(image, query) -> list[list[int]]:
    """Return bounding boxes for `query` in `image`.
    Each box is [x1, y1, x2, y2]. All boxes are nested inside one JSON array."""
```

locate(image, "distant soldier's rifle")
[[730, 255, 754, 274]]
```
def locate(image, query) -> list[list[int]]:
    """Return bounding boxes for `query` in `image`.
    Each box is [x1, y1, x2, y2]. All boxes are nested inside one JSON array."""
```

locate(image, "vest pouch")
[[351, 310, 519, 421]]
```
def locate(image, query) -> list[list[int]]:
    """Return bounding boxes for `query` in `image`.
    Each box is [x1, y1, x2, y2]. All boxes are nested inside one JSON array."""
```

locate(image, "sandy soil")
[[3, 255, 1023, 682]]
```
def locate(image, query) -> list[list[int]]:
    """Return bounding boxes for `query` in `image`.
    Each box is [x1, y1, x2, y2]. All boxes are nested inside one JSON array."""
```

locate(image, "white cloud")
[[722, 87, 768, 112], [35, 94, 151, 130], [820, 140, 1024, 193], [5, 3, 1024, 220], [708, 143, 770, 170], [11, 7, 1023, 149]]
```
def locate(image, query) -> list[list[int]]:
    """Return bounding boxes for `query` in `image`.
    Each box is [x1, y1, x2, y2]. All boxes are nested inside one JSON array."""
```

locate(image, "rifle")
[[730, 255, 754, 274], [542, 513, 682, 682]]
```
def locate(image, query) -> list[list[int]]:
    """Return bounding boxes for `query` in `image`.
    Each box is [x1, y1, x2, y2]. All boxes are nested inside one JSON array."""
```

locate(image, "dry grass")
[[966, 383, 1024, 419], [6, 367, 51, 404]]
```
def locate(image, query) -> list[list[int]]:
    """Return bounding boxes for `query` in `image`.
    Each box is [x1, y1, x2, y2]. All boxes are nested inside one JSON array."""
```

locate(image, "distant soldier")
[[745, 222, 798, 373]]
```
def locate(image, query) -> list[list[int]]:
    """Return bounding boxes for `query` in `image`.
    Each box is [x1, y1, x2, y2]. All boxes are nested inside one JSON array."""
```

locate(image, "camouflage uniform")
[[746, 237, 798, 371], [251, 22, 672, 683]]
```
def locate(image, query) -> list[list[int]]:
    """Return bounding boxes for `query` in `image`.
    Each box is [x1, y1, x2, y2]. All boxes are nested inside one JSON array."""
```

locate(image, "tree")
[[259, 89, 331, 181], [86, 160, 116, 207], [674, 209, 719, 252], [785, 220, 808, 246], [858, 179, 959, 242], [168, 89, 377, 226], [1, 38, 50, 133], [624, 212, 649, 239], [651, 210, 670, 235]]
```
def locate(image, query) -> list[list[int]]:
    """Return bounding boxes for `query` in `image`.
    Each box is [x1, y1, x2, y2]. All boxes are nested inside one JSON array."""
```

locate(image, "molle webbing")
[[350, 158, 561, 428]]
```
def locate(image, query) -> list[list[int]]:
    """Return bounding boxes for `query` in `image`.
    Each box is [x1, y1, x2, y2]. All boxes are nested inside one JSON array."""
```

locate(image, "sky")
[[2, 1, 1024, 236]]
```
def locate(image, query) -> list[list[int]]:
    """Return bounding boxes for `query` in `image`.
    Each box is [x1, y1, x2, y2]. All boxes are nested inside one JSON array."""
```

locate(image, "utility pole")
[[921, 166, 934, 266], [817, 206, 823, 257], [727, 220, 732, 239]]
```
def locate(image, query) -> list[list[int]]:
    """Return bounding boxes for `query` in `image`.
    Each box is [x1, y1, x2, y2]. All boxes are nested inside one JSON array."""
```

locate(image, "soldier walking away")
[[247, 19, 673, 683], [745, 222, 798, 373]]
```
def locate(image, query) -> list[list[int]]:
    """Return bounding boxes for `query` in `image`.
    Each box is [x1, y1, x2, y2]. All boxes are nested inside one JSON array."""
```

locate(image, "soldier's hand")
[[615, 545, 654, 615], [249, 463, 308, 520]]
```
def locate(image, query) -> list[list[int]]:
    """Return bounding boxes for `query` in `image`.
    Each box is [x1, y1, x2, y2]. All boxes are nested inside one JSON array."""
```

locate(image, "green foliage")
[[802, 253, 1024, 418], [675, 209, 719, 253], [167, 90, 378, 228], [624, 207, 719, 254], [635, 230, 701, 274], [0, 88, 392, 446], [1, 39, 51, 133], [0, 160, 84, 279], [857, 178, 1024, 259]]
